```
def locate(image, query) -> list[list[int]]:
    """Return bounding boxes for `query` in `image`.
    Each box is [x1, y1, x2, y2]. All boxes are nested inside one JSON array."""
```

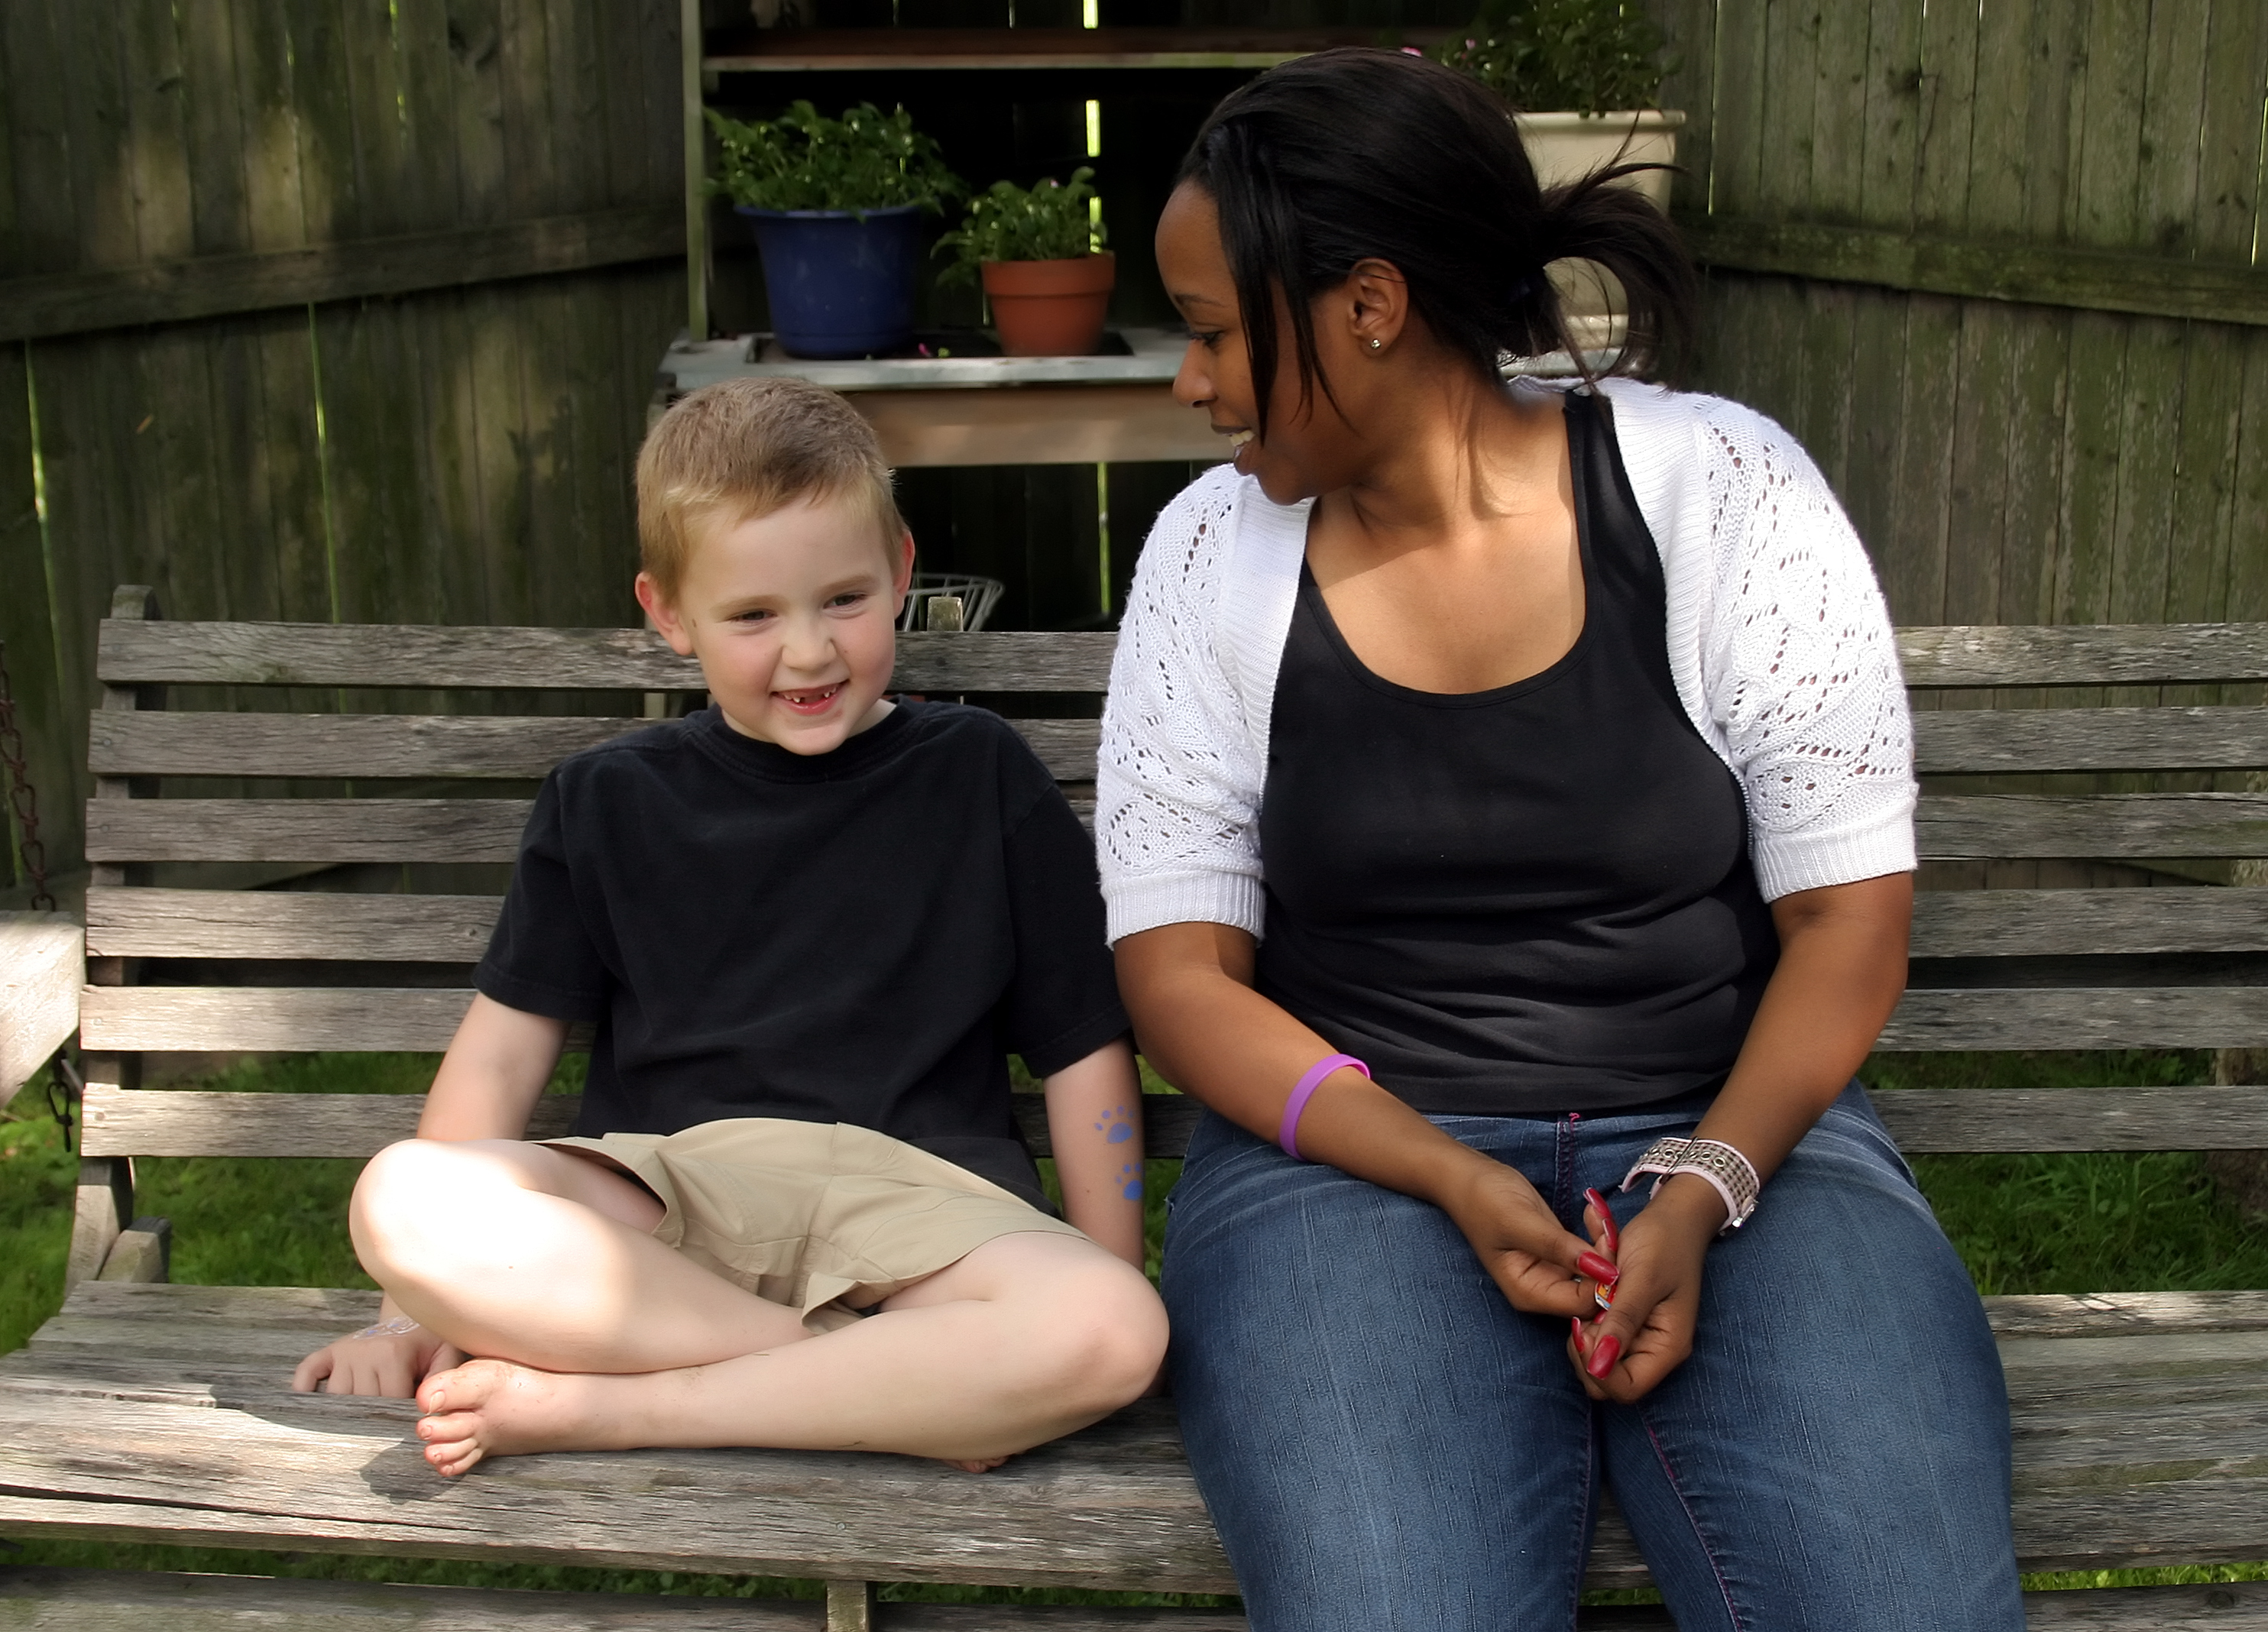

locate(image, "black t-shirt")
[[475, 700, 1129, 1209], [1254, 390, 1781, 1116]]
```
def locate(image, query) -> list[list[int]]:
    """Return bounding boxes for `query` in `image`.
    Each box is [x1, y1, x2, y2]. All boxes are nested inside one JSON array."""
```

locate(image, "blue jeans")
[[1161, 1083, 2023, 1631]]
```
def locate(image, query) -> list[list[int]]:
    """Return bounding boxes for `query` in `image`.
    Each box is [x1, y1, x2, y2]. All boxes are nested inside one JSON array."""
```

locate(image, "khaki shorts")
[[541, 1118, 1084, 1333]]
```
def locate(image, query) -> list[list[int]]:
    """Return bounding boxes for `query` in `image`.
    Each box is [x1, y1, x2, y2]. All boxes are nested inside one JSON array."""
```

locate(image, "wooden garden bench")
[[6, 586, 2268, 1627]]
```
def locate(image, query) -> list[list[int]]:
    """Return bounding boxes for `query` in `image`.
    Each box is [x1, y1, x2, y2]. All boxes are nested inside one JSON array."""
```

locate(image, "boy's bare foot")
[[415, 1358, 615, 1476], [413, 1358, 1014, 1476]]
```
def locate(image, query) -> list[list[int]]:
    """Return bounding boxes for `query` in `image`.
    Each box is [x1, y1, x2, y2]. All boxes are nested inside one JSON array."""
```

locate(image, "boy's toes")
[[424, 1439, 484, 1478]]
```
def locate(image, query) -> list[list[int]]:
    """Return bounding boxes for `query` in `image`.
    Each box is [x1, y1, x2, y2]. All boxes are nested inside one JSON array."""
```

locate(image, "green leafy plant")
[[934, 168, 1106, 283], [1436, 0, 1669, 114], [705, 102, 962, 214]]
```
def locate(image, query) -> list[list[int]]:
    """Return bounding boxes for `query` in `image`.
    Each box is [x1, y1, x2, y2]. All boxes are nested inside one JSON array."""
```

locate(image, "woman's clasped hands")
[[1442, 1161, 1728, 1404]]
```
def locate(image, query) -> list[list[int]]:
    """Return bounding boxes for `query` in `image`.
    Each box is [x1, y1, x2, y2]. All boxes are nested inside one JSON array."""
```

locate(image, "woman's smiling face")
[[1155, 181, 1370, 506]]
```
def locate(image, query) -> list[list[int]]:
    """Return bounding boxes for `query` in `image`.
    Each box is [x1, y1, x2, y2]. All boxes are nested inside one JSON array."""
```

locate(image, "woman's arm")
[[1116, 922, 1604, 1320], [1570, 870, 1912, 1400], [1043, 1037, 1149, 1271]]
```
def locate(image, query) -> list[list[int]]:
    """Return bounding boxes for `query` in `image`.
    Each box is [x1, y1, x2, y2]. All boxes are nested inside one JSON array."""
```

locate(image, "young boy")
[[292, 377, 1165, 1477]]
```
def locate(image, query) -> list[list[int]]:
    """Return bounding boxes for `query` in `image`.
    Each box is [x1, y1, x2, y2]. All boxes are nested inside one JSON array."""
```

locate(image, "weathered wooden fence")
[[1654, 0, 2268, 634], [6, 0, 2266, 901], [0, 0, 688, 899]]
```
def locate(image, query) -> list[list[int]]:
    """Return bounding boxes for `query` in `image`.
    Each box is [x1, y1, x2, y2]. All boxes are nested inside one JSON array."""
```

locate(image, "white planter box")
[[1515, 110, 1685, 365]]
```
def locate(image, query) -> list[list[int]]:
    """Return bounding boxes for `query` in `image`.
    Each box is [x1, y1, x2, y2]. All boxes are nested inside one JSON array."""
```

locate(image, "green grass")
[[3, 1049, 2264, 1601]]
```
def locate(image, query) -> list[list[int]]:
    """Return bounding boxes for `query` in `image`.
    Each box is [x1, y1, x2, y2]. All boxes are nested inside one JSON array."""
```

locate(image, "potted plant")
[[1437, 0, 1683, 360], [706, 101, 963, 359], [936, 168, 1113, 358]]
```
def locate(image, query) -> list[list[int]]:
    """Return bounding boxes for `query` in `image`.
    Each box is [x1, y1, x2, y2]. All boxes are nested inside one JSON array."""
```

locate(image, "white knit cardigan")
[[1094, 377, 1919, 945]]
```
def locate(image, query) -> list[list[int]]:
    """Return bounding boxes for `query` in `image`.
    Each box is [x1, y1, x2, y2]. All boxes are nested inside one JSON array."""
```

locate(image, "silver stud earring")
[[1368, 338, 1382, 351]]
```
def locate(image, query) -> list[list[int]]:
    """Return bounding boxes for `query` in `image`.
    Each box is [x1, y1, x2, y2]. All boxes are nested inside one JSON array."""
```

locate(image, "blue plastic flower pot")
[[737, 203, 928, 359]]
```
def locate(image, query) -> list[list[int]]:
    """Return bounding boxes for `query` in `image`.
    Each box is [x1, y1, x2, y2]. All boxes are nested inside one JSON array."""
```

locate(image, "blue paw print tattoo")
[[1094, 1105, 1136, 1145], [1118, 1161, 1144, 1201]]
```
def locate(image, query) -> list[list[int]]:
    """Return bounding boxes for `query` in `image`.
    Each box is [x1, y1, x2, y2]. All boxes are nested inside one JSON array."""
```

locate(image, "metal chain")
[[45, 1055, 79, 1154], [0, 639, 56, 912]]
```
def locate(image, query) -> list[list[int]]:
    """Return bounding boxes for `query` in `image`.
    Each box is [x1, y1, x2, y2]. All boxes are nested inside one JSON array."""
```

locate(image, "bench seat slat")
[[76, 1083, 2268, 1161], [1913, 707, 2268, 773], [6, 1283, 2266, 1585], [78, 886, 2268, 964], [1897, 622, 2268, 688], [85, 713, 1106, 784], [96, 620, 1119, 695], [0, 1566, 1273, 1632], [85, 888, 504, 961]]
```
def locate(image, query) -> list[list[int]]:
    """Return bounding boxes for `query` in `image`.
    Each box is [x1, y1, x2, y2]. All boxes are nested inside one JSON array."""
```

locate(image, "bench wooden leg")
[[95, 1214, 171, 1282], [66, 1154, 133, 1291], [825, 1579, 874, 1632]]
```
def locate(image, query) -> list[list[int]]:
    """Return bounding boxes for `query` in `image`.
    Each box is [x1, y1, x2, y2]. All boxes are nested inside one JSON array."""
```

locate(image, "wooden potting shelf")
[[701, 26, 1447, 73], [653, 327, 1226, 468]]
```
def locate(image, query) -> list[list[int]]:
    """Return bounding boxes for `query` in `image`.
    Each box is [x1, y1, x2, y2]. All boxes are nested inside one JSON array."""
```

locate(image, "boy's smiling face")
[[636, 491, 915, 755]]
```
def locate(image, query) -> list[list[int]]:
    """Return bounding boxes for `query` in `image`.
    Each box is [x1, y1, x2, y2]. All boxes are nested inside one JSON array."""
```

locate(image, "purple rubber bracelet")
[[1279, 1054, 1371, 1160]]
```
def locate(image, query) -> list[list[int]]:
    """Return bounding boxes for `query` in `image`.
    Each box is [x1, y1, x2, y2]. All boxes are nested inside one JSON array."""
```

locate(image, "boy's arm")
[[291, 995, 568, 1394], [1042, 1036, 1147, 1272]]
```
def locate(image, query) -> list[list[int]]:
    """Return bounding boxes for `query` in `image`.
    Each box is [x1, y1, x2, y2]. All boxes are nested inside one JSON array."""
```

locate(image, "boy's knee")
[[1035, 1264, 1169, 1413], [351, 1138, 519, 1278]]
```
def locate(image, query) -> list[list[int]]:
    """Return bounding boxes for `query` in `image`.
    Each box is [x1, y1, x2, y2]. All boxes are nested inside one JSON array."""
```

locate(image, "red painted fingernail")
[[1577, 1251, 1620, 1284], [1585, 1188, 1619, 1253], [1586, 1334, 1621, 1378], [1570, 1316, 1586, 1349]]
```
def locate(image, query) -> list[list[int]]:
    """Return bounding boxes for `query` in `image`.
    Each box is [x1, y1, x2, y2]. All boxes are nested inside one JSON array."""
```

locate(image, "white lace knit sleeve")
[[1692, 397, 1918, 899], [1096, 469, 1269, 944]]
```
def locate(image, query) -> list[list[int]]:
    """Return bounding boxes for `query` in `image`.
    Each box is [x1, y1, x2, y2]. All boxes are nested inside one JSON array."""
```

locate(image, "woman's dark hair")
[[1177, 48, 1696, 434]]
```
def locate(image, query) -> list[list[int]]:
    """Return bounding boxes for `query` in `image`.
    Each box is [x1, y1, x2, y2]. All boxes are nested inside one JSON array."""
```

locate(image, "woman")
[[1100, 49, 2023, 1632]]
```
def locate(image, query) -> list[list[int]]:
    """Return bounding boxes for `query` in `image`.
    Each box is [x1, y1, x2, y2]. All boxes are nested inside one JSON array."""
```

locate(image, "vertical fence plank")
[[447, 0, 511, 224], [178, 0, 255, 257], [122, 1, 199, 265], [1645, 0, 1716, 218], [340, 0, 415, 240], [1856, 0, 1921, 230], [1755, 0, 1820, 219], [231, 0, 310, 251], [2196, 0, 2268, 266], [0, 343, 80, 895], [2228, 329, 2268, 627], [1706, 0, 1768, 219], [1994, 308, 2071, 629]]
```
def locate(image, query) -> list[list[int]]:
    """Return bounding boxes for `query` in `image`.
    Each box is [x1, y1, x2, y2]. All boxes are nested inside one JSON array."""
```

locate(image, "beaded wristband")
[[1278, 1054, 1370, 1160], [1621, 1135, 1761, 1235]]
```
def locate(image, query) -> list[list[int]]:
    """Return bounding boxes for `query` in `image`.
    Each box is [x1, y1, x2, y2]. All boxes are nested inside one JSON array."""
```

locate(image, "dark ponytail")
[[1178, 48, 1696, 435]]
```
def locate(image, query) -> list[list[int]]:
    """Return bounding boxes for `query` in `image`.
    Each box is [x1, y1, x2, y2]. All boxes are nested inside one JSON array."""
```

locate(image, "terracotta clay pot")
[[980, 252, 1116, 357]]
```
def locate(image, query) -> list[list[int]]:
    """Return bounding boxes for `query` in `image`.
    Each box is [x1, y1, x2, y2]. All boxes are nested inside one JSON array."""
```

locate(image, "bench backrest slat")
[[72, 1079, 2268, 1161], [78, 791, 2268, 866], [81, 885, 2268, 964], [83, 704, 2268, 782], [96, 620, 1119, 693], [86, 713, 1105, 784], [1895, 620, 2268, 688], [84, 888, 500, 960]]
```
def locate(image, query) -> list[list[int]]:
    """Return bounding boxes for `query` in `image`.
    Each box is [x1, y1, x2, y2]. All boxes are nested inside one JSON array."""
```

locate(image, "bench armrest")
[[0, 912, 82, 1106]]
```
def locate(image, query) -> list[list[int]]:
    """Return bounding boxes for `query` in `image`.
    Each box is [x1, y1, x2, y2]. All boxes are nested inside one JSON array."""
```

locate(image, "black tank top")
[[1253, 390, 1780, 1116]]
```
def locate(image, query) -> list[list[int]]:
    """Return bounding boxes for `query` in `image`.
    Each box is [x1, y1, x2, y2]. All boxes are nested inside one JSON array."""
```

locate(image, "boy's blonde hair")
[[636, 377, 906, 600]]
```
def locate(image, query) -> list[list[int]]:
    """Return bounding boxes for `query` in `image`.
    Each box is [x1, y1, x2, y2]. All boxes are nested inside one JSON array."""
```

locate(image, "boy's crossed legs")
[[352, 1137, 1168, 1477]]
